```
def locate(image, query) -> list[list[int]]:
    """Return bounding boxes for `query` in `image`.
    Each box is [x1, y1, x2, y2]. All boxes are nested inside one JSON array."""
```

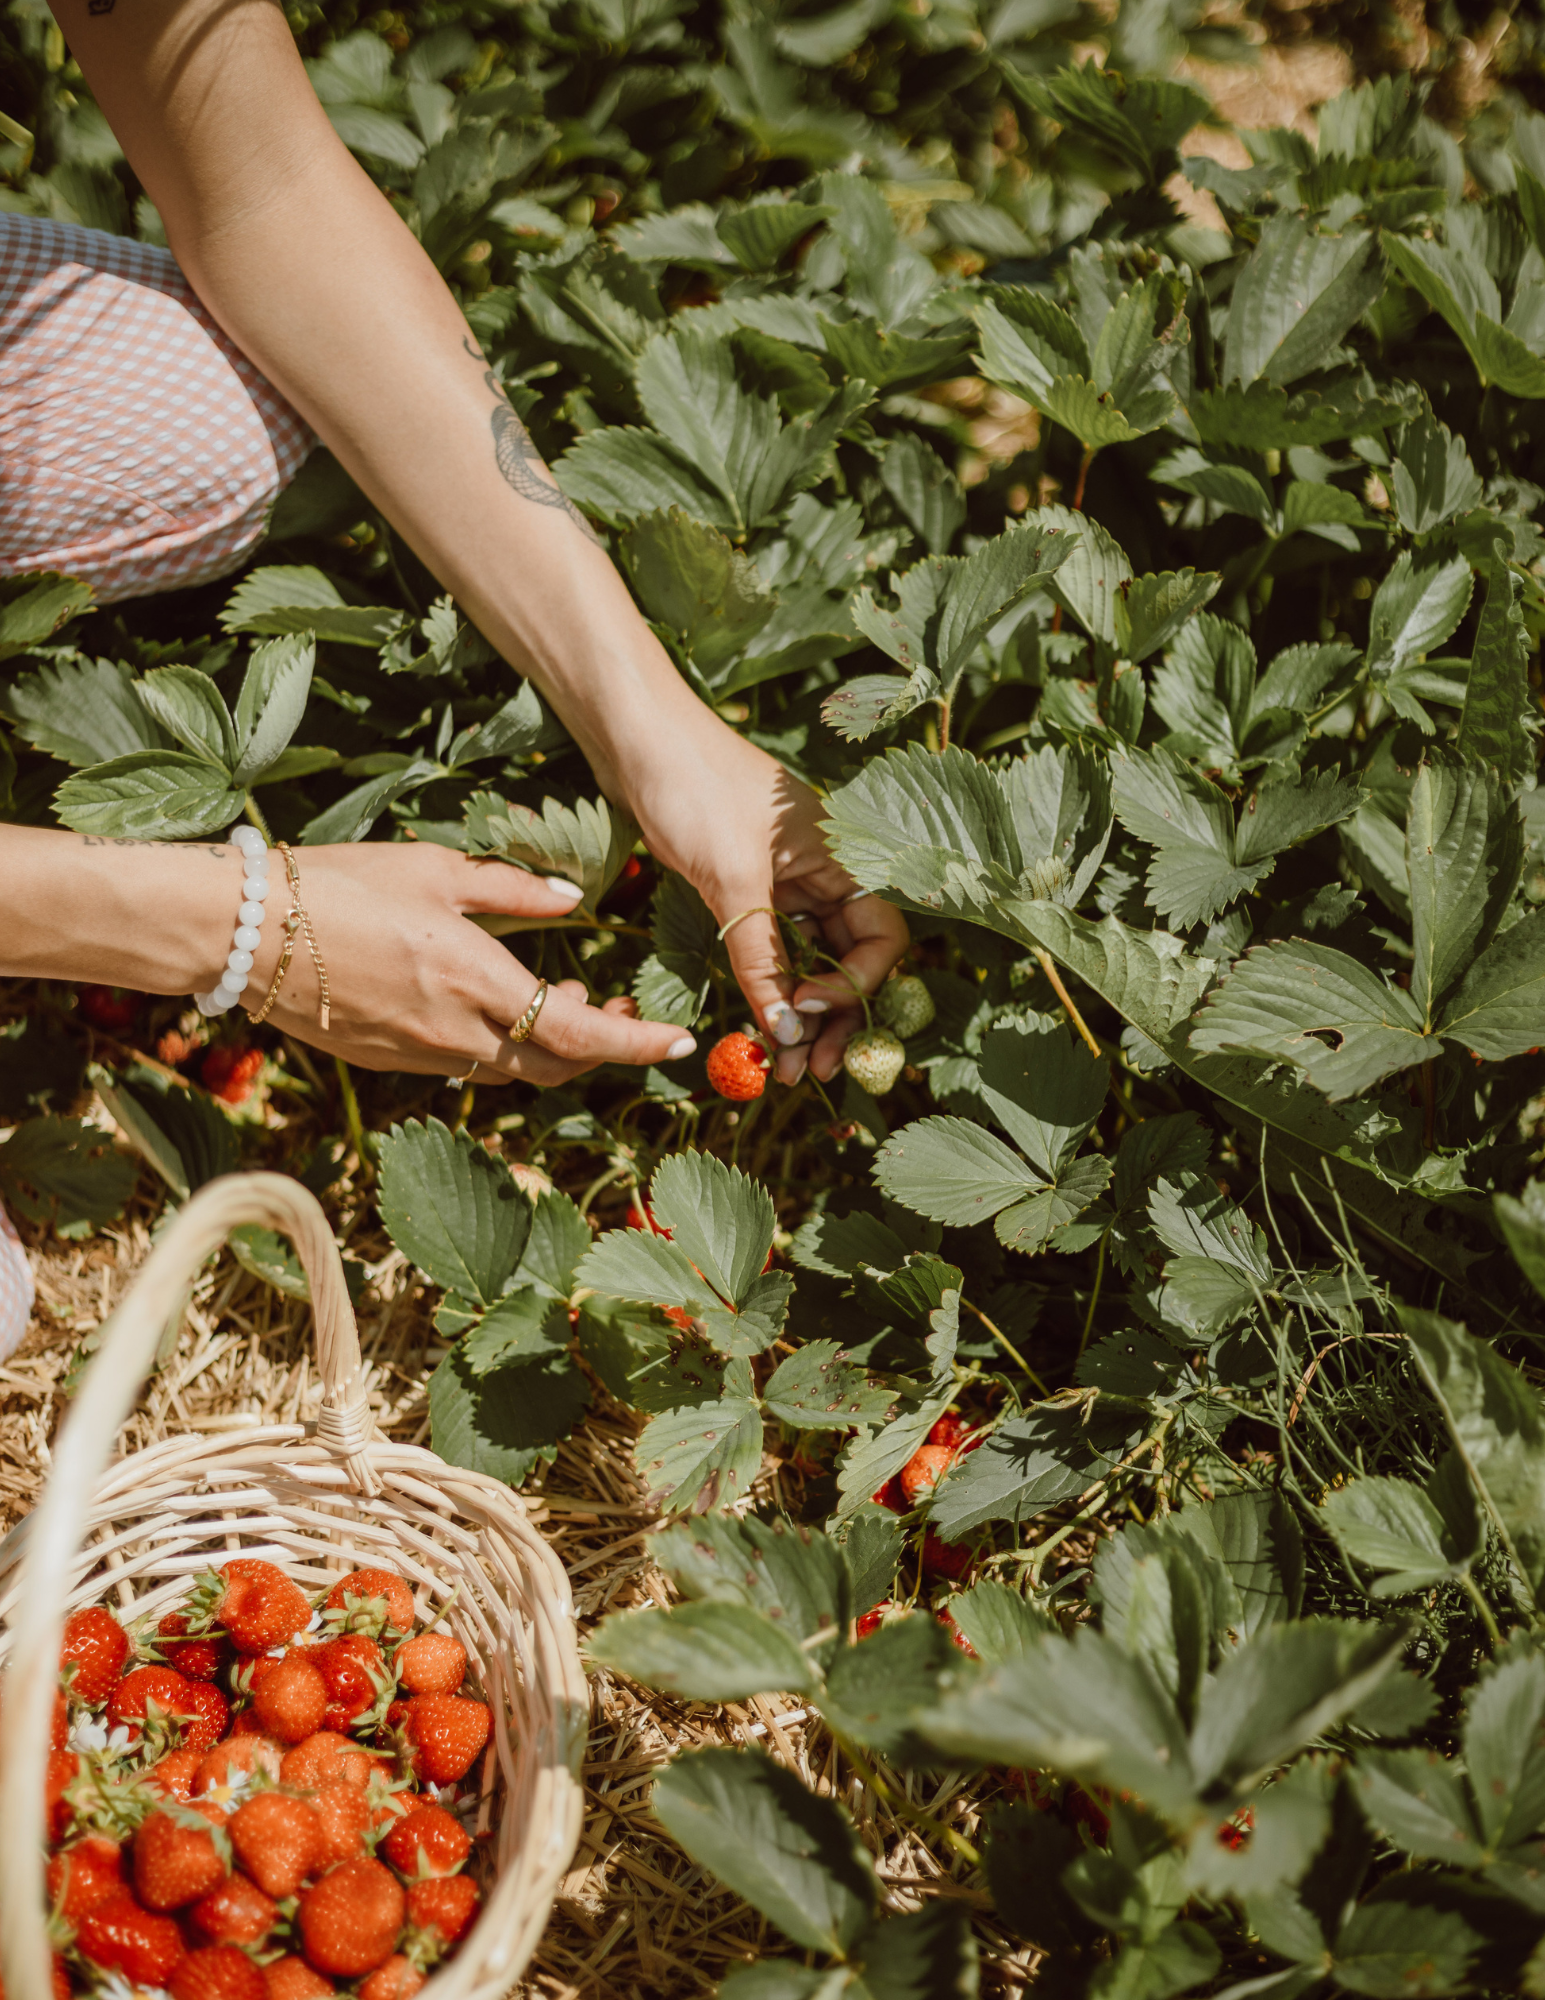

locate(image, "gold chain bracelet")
[[246, 842, 331, 1030]]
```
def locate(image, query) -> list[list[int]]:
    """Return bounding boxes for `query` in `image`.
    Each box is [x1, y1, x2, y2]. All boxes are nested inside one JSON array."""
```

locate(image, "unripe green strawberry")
[[843, 1027, 905, 1096], [875, 975, 934, 1039]]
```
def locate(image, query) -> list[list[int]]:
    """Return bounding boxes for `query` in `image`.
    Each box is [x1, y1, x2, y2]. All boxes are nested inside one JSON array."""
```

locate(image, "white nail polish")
[[780, 1049, 809, 1086], [666, 1036, 697, 1060], [795, 998, 831, 1014], [544, 876, 584, 903], [767, 1003, 804, 1046]]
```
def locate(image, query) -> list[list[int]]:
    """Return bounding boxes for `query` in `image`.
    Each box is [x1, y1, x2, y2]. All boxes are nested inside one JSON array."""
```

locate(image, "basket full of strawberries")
[[0, 1175, 586, 2000]]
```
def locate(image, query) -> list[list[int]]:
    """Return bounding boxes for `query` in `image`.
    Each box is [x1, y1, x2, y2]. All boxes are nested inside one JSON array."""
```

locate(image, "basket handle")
[[0, 1174, 374, 2000]]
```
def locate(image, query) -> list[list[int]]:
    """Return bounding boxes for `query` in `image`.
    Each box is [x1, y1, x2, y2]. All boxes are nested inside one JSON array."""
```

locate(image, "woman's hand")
[[618, 708, 910, 1086], [247, 842, 695, 1084], [0, 828, 695, 1086]]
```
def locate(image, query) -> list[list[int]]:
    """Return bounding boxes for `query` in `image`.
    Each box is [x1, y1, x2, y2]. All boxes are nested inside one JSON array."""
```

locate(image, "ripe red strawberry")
[[147, 1747, 204, 1801], [254, 1653, 329, 1744], [133, 1806, 231, 1911], [393, 1634, 465, 1699], [705, 1032, 768, 1101], [402, 1694, 491, 1785], [45, 1746, 79, 1841], [899, 1442, 955, 1504], [195, 1734, 283, 1798], [926, 1411, 966, 1448], [109, 1665, 192, 1743], [156, 1028, 204, 1068], [191, 1870, 279, 1947], [171, 1943, 266, 2000], [229, 1792, 323, 1899], [935, 1609, 977, 1656], [298, 1858, 405, 1976], [312, 1783, 373, 1869], [159, 1610, 228, 1682], [77, 985, 139, 1032], [216, 1559, 311, 1656], [281, 1731, 379, 1791], [323, 1569, 415, 1638], [263, 1958, 335, 2000], [49, 1687, 70, 1748], [406, 1873, 479, 1946], [47, 1835, 125, 1928], [313, 1634, 388, 1732], [76, 1891, 186, 1984], [60, 1605, 130, 1704], [870, 1476, 907, 1514], [177, 1679, 231, 1753], [202, 1045, 264, 1107], [921, 1530, 970, 1580], [854, 1604, 891, 1640], [360, 1955, 424, 2000], [382, 1803, 470, 1879]]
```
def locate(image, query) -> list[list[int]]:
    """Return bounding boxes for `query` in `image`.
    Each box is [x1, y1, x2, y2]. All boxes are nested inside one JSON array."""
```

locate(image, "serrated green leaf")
[[651, 1512, 850, 1644], [1329, 1894, 1481, 1997], [230, 635, 314, 787], [518, 1188, 591, 1299], [133, 665, 237, 770], [1438, 910, 1545, 1061], [590, 1600, 817, 1699], [718, 197, 833, 271], [1458, 559, 1535, 783], [1322, 1473, 1479, 1594], [995, 1153, 1113, 1255], [55, 751, 245, 840], [951, 1581, 1050, 1667], [763, 1341, 895, 1429], [1495, 1181, 1545, 1303], [873, 1116, 1040, 1228], [377, 1116, 530, 1307], [1190, 940, 1432, 1098], [834, 1384, 956, 1521], [821, 1615, 958, 1760], [650, 1151, 776, 1302], [0, 1114, 136, 1235], [652, 1748, 876, 1954], [0, 573, 94, 660], [1406, 759, 1522, 1022], [0, 655, 170, 766], [464, 790, 636, 914], [220, 565, 405, 647], [974, 1015, 1108, 1174], [1402, 1307, 1545, 1605], [462, 1290, 571, 1374], [1116, 570, 1220, 663], [428, 1347, 587, 1483], [1391, 415, 1483, 533], [622, 508, 776, 679], [928, 1406, 1124, 1538], [1226, 217, 1383, 387], [1113, 747, 1268, 930], [635, 1394, 765, 1511]]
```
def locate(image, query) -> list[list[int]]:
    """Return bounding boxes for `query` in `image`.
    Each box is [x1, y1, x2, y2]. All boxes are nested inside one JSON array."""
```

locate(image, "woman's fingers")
[[789, 892, 910, 1014], [721, 902, 804, 1050], [448, 851, 586, 919], [484, 968, 695, 1075]]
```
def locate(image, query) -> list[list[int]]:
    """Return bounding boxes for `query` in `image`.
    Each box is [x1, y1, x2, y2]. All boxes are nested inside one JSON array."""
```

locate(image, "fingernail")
[[666, 1036, 697, 1060], [778, 1048, 809, 1087], [795, 998, 831, 1015], [766, 1002, 803, 1046], [544, 876, 584, 903]]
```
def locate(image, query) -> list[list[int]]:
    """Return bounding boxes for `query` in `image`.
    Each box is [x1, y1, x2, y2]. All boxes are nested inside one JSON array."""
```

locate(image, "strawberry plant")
[[6, 0, 1545, 1988]]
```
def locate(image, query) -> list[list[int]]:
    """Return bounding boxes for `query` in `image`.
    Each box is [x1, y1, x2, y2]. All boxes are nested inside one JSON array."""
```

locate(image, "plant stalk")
[[1034, 948, 1101, 1058]]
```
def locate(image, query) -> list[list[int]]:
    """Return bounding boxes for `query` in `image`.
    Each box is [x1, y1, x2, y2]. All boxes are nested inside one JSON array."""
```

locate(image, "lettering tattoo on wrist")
[[81, 835, 229, 855], [464, 339, 599, 542]]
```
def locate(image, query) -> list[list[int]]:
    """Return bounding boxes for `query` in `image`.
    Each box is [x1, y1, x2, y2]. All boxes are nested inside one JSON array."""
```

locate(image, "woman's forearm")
[[47, 0, 706, 811], [0, 826, 242, 990]]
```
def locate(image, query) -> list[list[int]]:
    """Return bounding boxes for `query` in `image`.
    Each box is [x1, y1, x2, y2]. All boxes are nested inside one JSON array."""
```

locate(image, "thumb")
[[722, 902, 803, 1050]]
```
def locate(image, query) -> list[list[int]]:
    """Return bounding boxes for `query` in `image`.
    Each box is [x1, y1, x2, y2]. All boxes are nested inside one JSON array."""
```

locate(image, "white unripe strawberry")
[[875, 975, 935, 1039], [843, 1027, 906, 1096]]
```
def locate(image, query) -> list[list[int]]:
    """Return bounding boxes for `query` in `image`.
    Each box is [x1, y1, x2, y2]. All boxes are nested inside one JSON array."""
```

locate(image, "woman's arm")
[[0, 826, 697, 1084], [46, 0, 906, 1082]]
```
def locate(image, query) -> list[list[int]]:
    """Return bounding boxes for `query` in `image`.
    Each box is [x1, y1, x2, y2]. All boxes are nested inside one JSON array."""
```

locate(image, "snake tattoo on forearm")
[[465, 339, 598, 540]]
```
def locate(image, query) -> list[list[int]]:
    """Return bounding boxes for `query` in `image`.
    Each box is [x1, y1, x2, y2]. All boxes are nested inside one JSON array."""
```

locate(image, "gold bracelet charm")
[[246, 843, 331, 1030]]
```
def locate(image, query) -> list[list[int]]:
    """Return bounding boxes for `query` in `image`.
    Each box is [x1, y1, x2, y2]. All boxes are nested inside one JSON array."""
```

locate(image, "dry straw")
[[0, 1172, 586, 2000]]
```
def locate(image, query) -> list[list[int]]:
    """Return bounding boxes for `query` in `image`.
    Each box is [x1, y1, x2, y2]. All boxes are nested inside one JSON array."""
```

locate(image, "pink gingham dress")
[[0, 1200, 33, 1363], [0, 212, 313, 603]]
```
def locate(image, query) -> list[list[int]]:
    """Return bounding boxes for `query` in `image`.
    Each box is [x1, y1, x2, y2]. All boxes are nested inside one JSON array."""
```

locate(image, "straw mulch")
[[0, 1165, 1035, 2000]]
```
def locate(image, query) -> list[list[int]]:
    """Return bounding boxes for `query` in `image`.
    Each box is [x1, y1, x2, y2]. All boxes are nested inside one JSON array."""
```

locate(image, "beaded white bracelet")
[[194, 824, 272, 1017]]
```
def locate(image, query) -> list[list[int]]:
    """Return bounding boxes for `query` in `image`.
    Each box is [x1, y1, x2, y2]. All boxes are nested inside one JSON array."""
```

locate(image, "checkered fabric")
[[0, 213, 313, 603], [0, 1198, 33, 1365]]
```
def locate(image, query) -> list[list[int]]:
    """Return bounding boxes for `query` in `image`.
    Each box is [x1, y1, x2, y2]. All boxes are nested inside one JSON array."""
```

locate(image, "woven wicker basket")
[[0, 1172, 586, 2000]]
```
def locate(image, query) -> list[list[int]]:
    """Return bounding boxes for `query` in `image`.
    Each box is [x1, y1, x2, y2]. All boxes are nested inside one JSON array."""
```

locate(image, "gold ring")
[[509, 980, 549, 1045], [717, 905, 779, 942]]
